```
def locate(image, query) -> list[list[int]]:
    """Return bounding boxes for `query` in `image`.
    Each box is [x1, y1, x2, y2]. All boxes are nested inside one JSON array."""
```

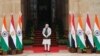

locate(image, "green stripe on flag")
[[0, 37, 1, 47], [16, 35, 23, 50], [93, 35, 100, 51], [76, 35, 85, 50], [1, 36, 9, 51], [0, 37, 2, 50]]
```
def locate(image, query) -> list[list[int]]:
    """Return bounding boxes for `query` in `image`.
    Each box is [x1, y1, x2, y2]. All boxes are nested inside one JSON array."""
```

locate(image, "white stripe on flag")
[[85, 23, 94, 47], [17, 24, 22, 44], [10, 23, 16, 47], [77, 23, 86, 47], [1, 24, 9, 47], [94, 23, 100, 43], [71, 24, 77, 47]]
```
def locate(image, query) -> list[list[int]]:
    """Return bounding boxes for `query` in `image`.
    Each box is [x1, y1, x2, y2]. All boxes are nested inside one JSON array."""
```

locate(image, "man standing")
[[42, 24, 52, 52]]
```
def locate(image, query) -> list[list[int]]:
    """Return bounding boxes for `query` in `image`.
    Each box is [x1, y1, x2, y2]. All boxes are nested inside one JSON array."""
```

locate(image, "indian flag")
[[85, 14, 94, 48], [9, 15, 16, 50], [70, 14, 77, 48], [76, 15, 86, 50], [93, 15, 100, 51], [16, 15, 23, 50], [1, 16, 9, 51]]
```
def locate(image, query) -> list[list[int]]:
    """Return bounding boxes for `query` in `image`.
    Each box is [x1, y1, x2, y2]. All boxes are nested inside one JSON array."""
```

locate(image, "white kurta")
[[42, 27, 52, 45], [42, 39, 51, 45]]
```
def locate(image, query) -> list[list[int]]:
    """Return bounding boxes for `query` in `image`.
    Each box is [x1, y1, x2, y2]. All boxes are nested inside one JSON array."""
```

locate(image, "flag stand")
[[16, 50, 23, 54], [0, 50, 2, 54], [77, 48, 82, 53], [86, 48, 92, 53], [96, 50, 100, 53], [11, 50, 16, 54], [2, 51, 8, 55], [69, 48, 77, 53]]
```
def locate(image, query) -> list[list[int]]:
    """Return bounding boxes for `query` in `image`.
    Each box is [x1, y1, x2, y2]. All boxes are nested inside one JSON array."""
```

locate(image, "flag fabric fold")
[[93, 15, 100, 51], [1, 16, 9, 51], [68, 14, 72, 47], [16, 15, 23, 50], [69, 14, 77, 48], [9, 15, 16, 50], [85, 14, 94, 48], [76, 15, 86, 50]]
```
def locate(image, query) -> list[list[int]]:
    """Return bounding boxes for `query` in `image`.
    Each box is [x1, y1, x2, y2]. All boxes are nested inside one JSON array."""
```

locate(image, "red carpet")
[[24, 45, 67, 53], [33, 46, 59, 53], [24, 46, 33, 51]]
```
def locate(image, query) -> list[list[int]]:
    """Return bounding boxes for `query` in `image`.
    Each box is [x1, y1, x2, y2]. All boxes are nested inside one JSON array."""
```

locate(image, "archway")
[[37, 0, 52, 29], [21, 0, 69, 46]]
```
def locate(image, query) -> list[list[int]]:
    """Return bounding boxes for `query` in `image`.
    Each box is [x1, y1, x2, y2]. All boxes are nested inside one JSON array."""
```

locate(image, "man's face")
[[45, 24, 49, 28]]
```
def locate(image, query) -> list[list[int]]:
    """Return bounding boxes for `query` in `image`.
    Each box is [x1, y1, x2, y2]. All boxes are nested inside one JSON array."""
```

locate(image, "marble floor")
[[2, 50, 100, 56]]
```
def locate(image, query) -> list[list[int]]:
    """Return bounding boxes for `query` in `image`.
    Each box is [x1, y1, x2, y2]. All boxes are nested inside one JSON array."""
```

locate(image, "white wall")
[[0, 0, 21, 30], [0, 0, 100, 31]]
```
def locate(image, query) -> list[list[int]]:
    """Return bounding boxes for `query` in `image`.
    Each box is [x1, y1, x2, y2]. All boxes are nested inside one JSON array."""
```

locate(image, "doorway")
[[37, 0, 52, 29], [21, 0, 68, 46]]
